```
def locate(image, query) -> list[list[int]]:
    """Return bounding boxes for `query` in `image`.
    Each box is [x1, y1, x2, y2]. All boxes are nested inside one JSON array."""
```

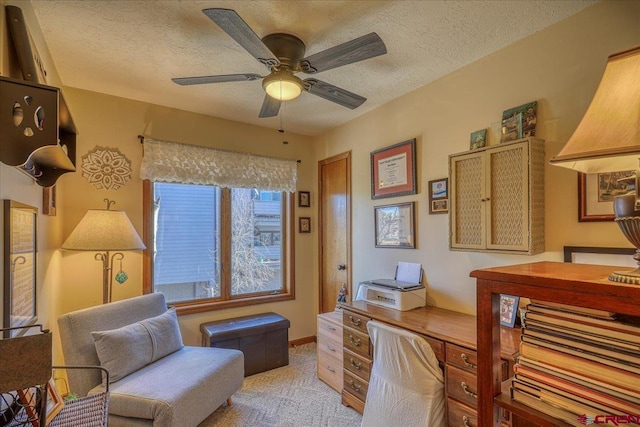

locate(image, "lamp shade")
[[62, 209, 146, 251], [549, 45, 640, 173]]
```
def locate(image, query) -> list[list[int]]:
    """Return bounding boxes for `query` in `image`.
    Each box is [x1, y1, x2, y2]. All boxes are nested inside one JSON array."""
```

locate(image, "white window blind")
[[139, 138, 297, 192]]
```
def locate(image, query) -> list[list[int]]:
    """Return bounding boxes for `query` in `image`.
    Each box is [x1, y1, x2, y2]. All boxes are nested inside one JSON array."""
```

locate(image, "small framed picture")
[[428, 178, 448, 214], [299, 217, 311, 233], [470, 129, 487, 150], [298, 191, 311, 208], [499, 294, 520, 328], [18, 378, 65, 425]]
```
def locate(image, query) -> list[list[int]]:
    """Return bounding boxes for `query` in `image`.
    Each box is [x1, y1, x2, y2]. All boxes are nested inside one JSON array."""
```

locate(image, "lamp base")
[[608, 268, 640, 285]]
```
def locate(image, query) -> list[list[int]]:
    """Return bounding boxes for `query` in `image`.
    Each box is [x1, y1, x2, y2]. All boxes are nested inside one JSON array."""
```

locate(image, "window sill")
[[172, 292, 295, 316]]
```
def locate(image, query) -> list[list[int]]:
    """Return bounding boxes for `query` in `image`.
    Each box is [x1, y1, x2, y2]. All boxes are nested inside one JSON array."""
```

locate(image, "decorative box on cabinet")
[[449, 138, 544, 255], [317, 312, 343, 392], [341, 308, 372, 414], [472, 262, 640, 427]]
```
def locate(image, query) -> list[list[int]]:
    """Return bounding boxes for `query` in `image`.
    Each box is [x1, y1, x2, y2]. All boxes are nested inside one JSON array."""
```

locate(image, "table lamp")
[[62, 199, 146, 303], [550, 45, 640, 283]]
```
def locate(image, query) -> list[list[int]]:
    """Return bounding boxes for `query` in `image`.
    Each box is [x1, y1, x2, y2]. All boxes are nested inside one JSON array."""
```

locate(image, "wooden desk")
[[339, 301, 521, 425]]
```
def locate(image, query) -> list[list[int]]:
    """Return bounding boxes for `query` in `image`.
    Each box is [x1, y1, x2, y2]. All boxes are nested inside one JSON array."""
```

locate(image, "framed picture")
[[299, 217, 311, 233], [370, 139, 417, 199], [470, 129, 487, 150], [578, 171, 634, 221], [18, 378, 65, 426], [374, 202, 415, 248], [563, 246, 636, 267], [3, 200, 38, 338], [298, 191, 310, 208], [428, 178, 448, 214], [500, 101, 537, 143], [499, 294, 519, 328]]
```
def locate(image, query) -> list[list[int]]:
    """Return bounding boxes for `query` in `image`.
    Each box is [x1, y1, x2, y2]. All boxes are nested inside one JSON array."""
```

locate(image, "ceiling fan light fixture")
[[263, 70, 303, 101]]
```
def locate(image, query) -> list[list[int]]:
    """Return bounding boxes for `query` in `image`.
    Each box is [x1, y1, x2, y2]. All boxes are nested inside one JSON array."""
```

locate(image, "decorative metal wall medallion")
[[81, 146, 132, 190]]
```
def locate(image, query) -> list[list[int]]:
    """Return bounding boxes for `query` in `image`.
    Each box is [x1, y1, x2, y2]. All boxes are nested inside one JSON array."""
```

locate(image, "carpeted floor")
[[199, 343, 362, 427]]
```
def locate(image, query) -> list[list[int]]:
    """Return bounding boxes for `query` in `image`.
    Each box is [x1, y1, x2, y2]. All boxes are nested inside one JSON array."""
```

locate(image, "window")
[[144, 182, 294, 313]]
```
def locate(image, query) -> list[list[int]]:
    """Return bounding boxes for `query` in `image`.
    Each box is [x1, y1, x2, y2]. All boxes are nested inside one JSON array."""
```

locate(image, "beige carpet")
[[199, 343, 362, 427]]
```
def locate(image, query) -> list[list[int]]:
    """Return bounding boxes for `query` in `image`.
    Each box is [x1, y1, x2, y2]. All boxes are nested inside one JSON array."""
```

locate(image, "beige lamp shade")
[[549, 45, 640, 173], [62, 209, 146, 251]]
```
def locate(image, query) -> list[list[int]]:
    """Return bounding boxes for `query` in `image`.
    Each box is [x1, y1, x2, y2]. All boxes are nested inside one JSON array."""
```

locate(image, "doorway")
[[318, 151, 351, 314]]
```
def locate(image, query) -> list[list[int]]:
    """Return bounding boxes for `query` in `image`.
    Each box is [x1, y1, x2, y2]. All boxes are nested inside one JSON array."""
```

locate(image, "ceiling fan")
[[172, 8, 387, 118]]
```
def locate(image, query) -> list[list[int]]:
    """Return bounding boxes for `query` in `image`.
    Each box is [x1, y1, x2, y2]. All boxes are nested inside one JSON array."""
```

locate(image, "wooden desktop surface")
[[343, 301, 520, 359]]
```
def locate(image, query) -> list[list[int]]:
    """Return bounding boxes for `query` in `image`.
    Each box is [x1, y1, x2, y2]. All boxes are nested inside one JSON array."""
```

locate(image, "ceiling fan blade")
[[202, 8, 279, 68], [259, 95, 281, 118], [172, 74, 262, 86], [303, 79, 366, 109], [299, 33, 386, 74]]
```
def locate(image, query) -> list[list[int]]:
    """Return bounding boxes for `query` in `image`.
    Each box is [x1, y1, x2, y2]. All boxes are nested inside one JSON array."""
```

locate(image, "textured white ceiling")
[[31, 0, 596, 136]]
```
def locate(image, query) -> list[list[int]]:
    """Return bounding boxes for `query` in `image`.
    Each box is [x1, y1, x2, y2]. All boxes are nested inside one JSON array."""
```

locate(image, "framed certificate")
[[370, 139, 417, 199]]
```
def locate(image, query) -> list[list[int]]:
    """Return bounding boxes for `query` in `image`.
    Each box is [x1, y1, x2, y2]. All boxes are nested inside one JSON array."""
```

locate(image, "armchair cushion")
[[91, 308, 183, 384]]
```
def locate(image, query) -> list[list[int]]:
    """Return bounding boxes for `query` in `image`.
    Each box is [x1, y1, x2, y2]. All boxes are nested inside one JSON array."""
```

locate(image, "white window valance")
[[139, 138, 297, 192]]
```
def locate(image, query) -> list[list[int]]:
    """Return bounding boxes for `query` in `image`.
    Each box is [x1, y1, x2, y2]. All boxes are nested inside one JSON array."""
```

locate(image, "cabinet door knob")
[[337, 263, 346, 270]]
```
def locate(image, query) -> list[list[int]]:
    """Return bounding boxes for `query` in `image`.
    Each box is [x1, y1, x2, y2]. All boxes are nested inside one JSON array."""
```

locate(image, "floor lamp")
[[550, 45, 640, 283], [62, 199, 146, 303]]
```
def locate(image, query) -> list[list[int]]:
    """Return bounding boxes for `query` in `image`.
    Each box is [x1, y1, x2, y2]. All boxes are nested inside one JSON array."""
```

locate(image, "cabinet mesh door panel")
[[490, 147, 525, 247], [454, 156, 483, 245]]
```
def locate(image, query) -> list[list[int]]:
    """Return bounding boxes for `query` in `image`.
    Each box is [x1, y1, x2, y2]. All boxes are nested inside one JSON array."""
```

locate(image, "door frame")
[[318, 151, 352, 313]]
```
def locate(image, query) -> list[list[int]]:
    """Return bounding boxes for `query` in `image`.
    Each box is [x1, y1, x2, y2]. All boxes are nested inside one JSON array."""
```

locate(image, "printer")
[[355, 262, 426, 311]]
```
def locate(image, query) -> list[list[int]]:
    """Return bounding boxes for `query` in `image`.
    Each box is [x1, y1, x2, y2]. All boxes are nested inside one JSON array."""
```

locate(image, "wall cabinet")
[[449, 138, 544, 255]]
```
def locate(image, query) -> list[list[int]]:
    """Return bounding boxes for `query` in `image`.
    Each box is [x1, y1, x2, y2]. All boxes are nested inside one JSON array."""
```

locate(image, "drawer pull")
[[460, 382, 477, 399], [327, 366, 335, 373], [325, 325, 337, 331], [460, 353, 477, 369], [348, 334, 362, 346], [348, 315, 362, 326], [327, 345, 336, 352], [348, 379, 362, 392], [462, 415, 472, 427], [349, 358, 363, 370]]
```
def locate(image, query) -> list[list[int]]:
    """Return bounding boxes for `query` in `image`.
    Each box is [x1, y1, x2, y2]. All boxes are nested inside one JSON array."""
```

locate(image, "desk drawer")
[[446, 343, 477, 374], [447, 398, 477, 427], [343, 347, 372, 380], [317, 354, 342, 392], [446, 365, 478, 409], [343, 368, 369, 402], [318, 316, 342, 343], [343, 327, 370, 357], [423, 334, 445, 363], [343, 310, 370, 334]]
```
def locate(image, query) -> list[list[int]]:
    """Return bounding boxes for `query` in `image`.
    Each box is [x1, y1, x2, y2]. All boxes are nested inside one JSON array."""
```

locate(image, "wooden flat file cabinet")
[[472, 262, 640, 427], [339, 302, 520, 426], [316, 312, 343, 392]]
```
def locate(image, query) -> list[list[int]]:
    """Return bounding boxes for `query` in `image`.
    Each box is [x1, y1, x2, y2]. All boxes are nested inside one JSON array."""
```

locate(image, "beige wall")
[[2, 0, 640, 362], [312, 0, 640, 315]]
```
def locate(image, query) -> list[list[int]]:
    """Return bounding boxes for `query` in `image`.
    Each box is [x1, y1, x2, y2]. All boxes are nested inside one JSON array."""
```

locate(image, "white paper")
[[396, 261, 422, 283]]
